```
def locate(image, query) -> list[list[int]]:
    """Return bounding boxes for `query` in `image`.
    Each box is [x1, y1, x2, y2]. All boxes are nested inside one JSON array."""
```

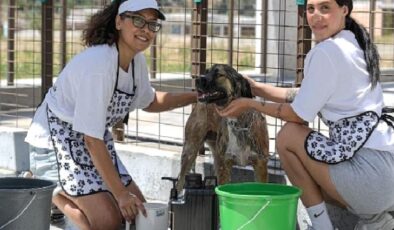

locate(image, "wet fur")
[[177, 64, 270, 191]]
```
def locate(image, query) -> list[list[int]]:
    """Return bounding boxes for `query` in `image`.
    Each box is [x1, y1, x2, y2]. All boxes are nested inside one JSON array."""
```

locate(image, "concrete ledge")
[[381, 68, 394, 82], [0, 127, 29, 172], [115, 143, 286, 201], [0, 167, 17, 177], [116, 143, 187, 201]]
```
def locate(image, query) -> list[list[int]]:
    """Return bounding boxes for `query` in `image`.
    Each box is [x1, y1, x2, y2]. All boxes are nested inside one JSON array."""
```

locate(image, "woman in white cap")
[[25, 0, 196, 229]]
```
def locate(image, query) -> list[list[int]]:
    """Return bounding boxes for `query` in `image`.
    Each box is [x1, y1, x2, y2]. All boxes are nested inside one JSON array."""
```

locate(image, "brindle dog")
[[177, 64, 270, 191]]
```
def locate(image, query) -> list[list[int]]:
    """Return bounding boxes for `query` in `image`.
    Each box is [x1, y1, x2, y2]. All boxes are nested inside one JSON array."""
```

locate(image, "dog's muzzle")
[[196, 77, 228, 105]]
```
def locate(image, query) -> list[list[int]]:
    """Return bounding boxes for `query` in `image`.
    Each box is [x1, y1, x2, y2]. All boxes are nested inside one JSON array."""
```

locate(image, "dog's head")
[[196, 64, 253, 107]]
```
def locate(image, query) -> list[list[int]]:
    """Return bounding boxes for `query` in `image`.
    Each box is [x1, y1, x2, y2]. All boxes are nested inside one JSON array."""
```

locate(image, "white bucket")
[[135, 202, 169, 230]]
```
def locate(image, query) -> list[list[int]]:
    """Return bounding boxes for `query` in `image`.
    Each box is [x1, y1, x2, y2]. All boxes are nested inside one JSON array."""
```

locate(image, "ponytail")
[[82, 0, 125, 47], [345, 16, 380, 88]]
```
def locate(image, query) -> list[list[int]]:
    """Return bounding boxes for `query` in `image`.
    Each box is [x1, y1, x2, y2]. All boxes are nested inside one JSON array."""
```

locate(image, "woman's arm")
[[84, 135, 146, 221], [244, 76, 299, 103], [217, 98, 305, 124], [143, 91, 197, 112], [84, 135, 125, 198]]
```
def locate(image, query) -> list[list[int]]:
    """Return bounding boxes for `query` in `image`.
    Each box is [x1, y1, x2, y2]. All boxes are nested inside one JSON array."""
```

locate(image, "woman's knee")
[[276, 123, 297, 151], [277, 122, 309, 153], [89, 211, 122, 230], [77, 193, 123, 230]]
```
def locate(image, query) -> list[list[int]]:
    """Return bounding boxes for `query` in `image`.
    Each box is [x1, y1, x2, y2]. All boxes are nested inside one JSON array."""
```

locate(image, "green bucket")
[[215, 182, 302, 230]]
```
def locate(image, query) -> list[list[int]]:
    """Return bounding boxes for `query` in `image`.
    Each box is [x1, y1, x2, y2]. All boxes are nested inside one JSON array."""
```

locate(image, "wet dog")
[[177, 64, 270, 191]]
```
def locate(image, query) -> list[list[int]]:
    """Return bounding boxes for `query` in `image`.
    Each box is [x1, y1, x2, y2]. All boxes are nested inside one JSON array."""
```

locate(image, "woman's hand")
[[243, 75, 258, 96], [117, 190, 147, 223], [216, 98, 257, 118]]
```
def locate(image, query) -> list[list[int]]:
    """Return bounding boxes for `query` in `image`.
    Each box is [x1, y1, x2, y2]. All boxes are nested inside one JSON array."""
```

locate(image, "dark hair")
[[335, 0, 380, 87], [82, 0, 125, 47]]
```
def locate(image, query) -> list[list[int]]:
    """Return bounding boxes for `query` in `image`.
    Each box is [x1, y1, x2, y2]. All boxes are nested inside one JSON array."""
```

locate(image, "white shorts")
[[29, 146, 62, 196]]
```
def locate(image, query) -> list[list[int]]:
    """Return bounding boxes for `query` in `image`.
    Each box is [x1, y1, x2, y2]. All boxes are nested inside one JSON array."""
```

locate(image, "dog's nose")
[[196, 77, 207, 88]]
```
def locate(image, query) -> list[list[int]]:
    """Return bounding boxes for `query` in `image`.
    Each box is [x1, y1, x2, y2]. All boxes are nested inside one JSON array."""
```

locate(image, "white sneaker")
[[355, 212, 394, 230], [18, 170, 34, 178], [51, 204, 65, 223]]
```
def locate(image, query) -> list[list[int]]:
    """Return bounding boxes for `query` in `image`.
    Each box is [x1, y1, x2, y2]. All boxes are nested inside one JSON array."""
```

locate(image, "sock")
[[306, 202, 334, 230]]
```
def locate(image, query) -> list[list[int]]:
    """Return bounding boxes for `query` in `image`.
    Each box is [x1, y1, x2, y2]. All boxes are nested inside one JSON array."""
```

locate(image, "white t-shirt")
[[26, 44, 155, 147], [291, 30, 394, 151]]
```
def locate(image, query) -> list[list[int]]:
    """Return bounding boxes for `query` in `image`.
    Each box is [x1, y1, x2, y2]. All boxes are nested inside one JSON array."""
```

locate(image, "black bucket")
[[0, 177, 56, 230]]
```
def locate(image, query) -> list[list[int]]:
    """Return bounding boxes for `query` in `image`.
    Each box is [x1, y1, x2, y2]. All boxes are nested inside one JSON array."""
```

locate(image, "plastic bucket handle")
[[236, 199, 271, 230]]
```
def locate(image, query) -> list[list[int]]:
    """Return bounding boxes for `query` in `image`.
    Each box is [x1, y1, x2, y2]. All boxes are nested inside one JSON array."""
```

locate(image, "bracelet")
[[277, 103, 283, 119]]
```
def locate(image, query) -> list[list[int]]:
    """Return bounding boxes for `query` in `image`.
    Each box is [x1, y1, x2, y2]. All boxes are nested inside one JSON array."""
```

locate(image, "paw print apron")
[[48, 57, 137, 196], [305, 109, 394, 164]]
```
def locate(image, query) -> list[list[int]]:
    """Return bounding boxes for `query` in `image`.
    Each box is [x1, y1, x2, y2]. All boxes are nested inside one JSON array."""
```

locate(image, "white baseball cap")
[[118, 0, 166, 20]]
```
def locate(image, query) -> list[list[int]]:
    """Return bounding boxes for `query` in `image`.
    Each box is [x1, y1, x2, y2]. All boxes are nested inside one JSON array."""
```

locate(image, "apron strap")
[[381, 114, 394, 129], [122, 60, 135, 125], [114, 43, 137, 94], [381, 107, 394, 129], [382, 106, 394, 114], [114, 44, 136, 125]]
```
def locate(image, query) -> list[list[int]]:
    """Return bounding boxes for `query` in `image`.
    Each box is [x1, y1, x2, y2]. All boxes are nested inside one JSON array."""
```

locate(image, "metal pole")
[[228, 0, 234, 66], [0, 2, 2, 82], [150, 37, 157, 79], [369, 0, 376, 39], [191, 0, 207, 79], [260, 0, 268, 74], [41, 0, 54, 99], [0, 3, 2, 33], [7, 0, 15, 86], [295, 5, 311, 86], [60, 0, 67, 69]]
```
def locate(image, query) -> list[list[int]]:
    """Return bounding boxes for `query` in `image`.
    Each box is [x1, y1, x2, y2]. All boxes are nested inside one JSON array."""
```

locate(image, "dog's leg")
[[212, 150, 233, 185], [249, 113, 270, 183], [177, 106, 207, 192], [213, 125, 233, 185], [177, 140, 204, 192], [251, 157, 268, 182]]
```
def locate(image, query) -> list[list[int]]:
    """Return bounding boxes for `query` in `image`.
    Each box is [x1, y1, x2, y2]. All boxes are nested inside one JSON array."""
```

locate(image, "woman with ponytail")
[[25, 0, 196, 229], [217, 0, 394, 229]]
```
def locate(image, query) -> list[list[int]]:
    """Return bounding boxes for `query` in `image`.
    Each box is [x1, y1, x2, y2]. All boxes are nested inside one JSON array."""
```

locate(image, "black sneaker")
[[51, 204, 65, 223]]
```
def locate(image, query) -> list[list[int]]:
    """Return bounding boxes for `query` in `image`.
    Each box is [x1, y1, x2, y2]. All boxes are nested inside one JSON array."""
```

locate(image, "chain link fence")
[[0, 0, 393, 159]]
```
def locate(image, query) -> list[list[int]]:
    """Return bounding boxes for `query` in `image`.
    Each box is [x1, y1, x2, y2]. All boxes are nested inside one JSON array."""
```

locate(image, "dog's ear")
[[240, 74, 253, 98], [206, 64, 219, 75], [223, 65, 253, 98]]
